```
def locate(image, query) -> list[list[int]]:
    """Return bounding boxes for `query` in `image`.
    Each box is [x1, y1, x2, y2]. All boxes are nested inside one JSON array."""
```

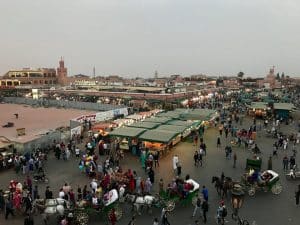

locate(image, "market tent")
[[138, 129, 179, 143], [109, 127, 146, 138], [157, 125, 188, 134], [167, 120, 194, 127], [247, 102, 268, 110], [273, 103, 295, 111], [127, 121, 160, 129], [156, 111, 181, 119], [143, 117, 171, 124], [180, 109, 217, 121]]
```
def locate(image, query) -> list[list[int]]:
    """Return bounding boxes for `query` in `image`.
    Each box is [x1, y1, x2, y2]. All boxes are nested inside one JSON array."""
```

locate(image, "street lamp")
[[231, 186, 245, 219]]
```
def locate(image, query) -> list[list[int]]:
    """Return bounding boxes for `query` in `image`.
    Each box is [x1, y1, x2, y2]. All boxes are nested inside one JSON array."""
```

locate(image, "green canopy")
[[180, 109, 217, 121], [109, 127, 146, 138], [157, 124, 188, 134], [156, 112, 181, 119], [247, 102, 268, 110], [167, 120, 194, 127], [143, 117, 171, 124], [273, 103, 295, 111], [138, 129, 179, 143], [127, 121, 160, 129]]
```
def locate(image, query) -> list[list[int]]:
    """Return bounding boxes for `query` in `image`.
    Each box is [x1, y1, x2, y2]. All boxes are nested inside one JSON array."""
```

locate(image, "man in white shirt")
[[75, 148, 80, 158], [90, 179, 98, 193], [172, 155, 179, 174], [58, 189, 65, 199]]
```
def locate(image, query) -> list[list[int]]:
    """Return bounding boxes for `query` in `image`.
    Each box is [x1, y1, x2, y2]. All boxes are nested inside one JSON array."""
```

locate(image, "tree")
[[237, 71, 244, 79]]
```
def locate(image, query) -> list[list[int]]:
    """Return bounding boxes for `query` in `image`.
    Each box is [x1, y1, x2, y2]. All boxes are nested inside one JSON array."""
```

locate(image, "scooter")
[[33, 173, 49, 183], [286, 166, 300, 180]]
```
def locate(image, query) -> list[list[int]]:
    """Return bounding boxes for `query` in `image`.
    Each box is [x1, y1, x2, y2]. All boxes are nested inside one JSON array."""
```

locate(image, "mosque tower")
[[57, 57, 68, 85]]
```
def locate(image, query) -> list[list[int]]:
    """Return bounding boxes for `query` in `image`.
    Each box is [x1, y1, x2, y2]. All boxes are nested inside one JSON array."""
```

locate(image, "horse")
[[212, 176, 234, 198], [125, 193, 157, 215]]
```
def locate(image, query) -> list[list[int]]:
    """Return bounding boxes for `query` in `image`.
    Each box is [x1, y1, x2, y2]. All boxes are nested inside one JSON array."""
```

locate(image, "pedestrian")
[[217, 137, 221, 148], [24, 193, 33, 214], [159, 178, 164, 194], [108, 208, 117, 225], [172, 155, 179, 174], [283, 155, 289, 171], [295, 185, 300, 206], [267, 156, 272, 170], [162, 210, 171, 225], [153, 218, 159, 225], [154, 151, 160, 168], [148, 167, 155, 184], [0, 190, 4, 212], [202, 186, 208, 201], [192, 195, 202, 218], [45, 186, 53, 199], [5, 197, 14, 219], [233, 152, 237, 168], [128, 216, 136, 225], [201, 199, 209, 223], [33, 185, 38, 200], [194, 151, 199, 167], [177, 162, 182, 176], [24, 213, 34, 225], [198, 152, 203, 167]]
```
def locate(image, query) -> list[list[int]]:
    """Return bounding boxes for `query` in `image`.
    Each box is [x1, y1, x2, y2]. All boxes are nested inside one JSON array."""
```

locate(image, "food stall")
[[247, 102, 268, 117], [138, 129, 181, 155], [142, 117, 171, 124], [109, 127, 147, 155], [156, 124, 191, 139], [127, 121, 160, 130], [273, 103, 295, 120]]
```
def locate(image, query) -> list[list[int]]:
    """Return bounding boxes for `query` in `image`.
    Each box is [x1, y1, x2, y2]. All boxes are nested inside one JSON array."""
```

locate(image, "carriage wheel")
[[271, 183, 282, 194], [248, 187, 255, 196], [165, 200, 175, 212], [74, 211, 89, 225], [114, 205, 123, 221]]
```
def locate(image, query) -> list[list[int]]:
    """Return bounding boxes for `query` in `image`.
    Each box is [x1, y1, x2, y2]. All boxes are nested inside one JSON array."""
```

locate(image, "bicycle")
[[232, 213, 250, 225]]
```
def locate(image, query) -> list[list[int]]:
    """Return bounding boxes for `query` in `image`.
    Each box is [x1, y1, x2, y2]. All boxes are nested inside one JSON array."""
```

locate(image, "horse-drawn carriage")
[[241, 169, 282, 196], [159, 178, 200, 211], [74, 189, 123, 225]]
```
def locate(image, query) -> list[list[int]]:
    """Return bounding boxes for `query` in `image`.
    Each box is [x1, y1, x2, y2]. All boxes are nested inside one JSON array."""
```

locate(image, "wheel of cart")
[[74, 208, 89, 225], [247, 186, 256, 196]]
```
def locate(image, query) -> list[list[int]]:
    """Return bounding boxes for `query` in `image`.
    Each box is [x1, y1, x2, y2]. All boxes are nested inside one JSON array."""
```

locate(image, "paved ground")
[[0, 103, 94, 143], [0, 115, 300, 225]]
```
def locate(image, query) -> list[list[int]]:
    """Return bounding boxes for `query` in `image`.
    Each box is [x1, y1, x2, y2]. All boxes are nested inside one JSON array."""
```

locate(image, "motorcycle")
[[286, 166, 300, 180], [33, 172, 49, 183]]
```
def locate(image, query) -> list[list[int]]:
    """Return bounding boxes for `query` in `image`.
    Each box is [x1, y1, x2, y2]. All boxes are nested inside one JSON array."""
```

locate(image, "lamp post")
[[231, 187, 245, 219]]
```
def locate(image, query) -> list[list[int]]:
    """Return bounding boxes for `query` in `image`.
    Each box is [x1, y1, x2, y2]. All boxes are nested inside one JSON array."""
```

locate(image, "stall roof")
[[138, 129, 179, 143], [109, 127, 146, 138], [157, 125, 188, 134], [180, 109, 217, 121], [143, 117, 171, 124], [167, 120, 194, 127], [273, 103, 295, 111], [156, 111, 181, 119], [127, 121, 160, 129], [248, 102, 268, 110]]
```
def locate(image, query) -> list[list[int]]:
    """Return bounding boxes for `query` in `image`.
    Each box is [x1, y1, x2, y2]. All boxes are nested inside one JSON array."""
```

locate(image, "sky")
[[1, 0, 300, 78]]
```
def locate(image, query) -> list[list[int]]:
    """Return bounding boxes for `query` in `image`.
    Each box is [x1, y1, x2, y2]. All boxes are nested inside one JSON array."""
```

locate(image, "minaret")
[[57, 57, 68, 85]]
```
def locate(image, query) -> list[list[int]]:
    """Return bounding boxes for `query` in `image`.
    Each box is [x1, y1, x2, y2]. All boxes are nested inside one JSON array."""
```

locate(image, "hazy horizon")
[[1, 0, 300, 78]]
